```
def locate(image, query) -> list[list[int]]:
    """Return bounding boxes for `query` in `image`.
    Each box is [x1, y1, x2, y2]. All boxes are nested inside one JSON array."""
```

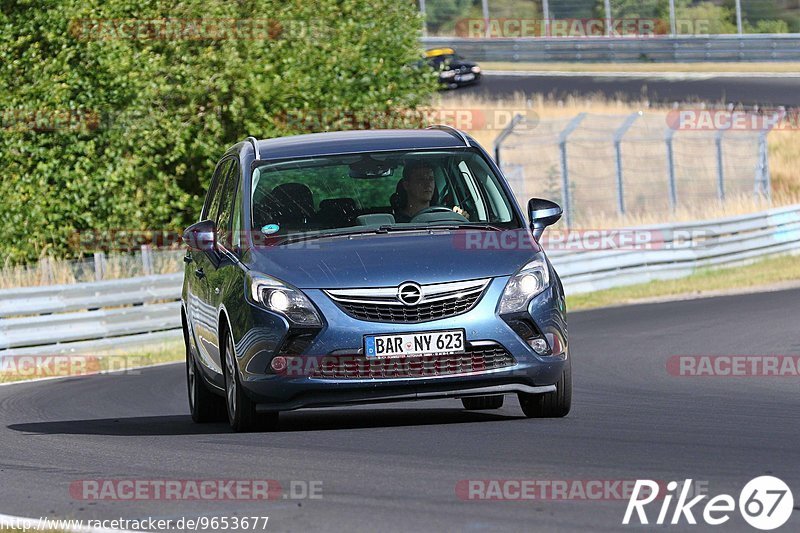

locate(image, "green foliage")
[[0, 0, 436, 263]]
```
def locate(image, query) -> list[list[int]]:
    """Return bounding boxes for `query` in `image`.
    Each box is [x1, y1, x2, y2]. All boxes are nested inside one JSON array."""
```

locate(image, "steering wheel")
[[410, 206, 468, 223], [412, 206, 455, 217]]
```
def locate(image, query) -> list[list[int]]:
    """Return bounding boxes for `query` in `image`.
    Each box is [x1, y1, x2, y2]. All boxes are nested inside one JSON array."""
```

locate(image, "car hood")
[[247, 230, 541, 289]]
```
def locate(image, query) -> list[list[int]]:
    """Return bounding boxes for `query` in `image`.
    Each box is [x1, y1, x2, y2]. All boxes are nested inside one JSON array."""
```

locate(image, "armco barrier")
[[421, 35, 800, 62], [0, 204, 798, 356]]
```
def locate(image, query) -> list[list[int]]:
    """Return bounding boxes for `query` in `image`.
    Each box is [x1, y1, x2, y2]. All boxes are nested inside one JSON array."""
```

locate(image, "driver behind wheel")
[[391, 161, 469, 222]]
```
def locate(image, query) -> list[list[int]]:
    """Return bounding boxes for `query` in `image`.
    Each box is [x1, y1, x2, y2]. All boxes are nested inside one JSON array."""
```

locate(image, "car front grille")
[[306, 343, 516, 380], [324, 278, 490, 323]]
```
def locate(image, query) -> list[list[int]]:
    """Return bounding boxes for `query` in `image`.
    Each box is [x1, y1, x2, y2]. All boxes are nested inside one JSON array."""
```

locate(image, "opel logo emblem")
[[397, 282, 423, 306]]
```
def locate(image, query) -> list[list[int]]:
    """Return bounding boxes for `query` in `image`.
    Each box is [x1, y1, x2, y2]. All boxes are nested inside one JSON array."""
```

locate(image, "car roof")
[[251, 129, 471, 161], [425, 48, 456, 57]]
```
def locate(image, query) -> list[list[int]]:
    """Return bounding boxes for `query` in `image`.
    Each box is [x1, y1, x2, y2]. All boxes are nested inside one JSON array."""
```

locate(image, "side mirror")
[[528, 198, 563, 240], [182, 220, 217, 254]]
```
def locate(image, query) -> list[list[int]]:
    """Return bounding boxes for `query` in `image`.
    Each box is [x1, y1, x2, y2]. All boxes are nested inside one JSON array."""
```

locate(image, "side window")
[[203, 159, 233, 222], [216, 160, 239, 251]]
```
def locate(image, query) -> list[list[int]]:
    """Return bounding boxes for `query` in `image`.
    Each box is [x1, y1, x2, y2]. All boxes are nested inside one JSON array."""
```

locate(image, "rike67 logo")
[[624, 477, 794, 530]]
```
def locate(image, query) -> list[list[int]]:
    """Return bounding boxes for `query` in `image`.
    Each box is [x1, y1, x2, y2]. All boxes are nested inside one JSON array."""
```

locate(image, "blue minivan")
[[182, 127, 570, 431]]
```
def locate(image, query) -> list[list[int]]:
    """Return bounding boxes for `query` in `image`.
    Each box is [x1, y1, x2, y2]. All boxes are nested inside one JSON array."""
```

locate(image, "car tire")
[[461, 395, 504, 410], [186, 335, 226, 423], [223, 330, 278, 432], [518, 358, 572, 418]]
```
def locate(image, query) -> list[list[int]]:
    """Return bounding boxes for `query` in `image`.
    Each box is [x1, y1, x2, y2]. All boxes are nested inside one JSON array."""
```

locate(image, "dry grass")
[[434, 92, 800, 226], [481, 61, 800, 73], [0, 249, 184, 289], [568, 253, 800, 311]]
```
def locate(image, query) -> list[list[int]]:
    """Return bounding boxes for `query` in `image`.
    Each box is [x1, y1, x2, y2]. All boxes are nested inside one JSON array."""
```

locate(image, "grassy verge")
[[0, 340, 184, 385], [481, 61, 800, 73], [567, 253, 800, 311]]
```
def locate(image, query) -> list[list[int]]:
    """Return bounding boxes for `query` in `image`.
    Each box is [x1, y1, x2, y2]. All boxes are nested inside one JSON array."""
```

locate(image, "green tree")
[[0, 0, 437, 263]]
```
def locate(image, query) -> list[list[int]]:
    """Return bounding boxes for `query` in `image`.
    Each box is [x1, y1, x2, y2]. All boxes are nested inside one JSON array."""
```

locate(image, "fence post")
[[558, 113, 587, 228], [482, 0, 490, 38], [735, 0, 743, 36], [756, 130, 772, 200], [93, 252, 106, 281], [613, 112, 641, 216], [715, 129, 725, 201], [493, 113, 524, 168], [665, 128, 678, 211], [141, 245, 154, 276], [669, 0, 677, 36], [542, 0, 551, 37], [419, 0, 427, 37]]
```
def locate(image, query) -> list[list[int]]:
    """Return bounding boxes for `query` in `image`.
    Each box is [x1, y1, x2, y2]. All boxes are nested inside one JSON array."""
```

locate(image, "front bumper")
[[230, 276, 568, 411]]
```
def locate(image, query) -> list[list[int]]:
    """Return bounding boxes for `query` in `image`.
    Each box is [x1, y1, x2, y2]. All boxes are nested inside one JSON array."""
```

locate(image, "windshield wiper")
[[383, 223, 504, 232], [271, 223, 504, 246]]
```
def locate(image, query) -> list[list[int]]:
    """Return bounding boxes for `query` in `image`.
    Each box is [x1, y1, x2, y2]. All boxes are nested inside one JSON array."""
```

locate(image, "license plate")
[[456, 73, 475, 82], [364, 330, 465, 358]]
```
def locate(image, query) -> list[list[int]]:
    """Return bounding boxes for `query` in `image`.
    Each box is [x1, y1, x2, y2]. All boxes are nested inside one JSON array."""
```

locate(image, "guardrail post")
[[665, 128, 678, 211], [493, 113, 524, 168], [141, 245, 154, 276], [715, 129, 725, 201], [558, 113, 587, 227], [93, 252, 106, 281], [613, 112, 641, 215]]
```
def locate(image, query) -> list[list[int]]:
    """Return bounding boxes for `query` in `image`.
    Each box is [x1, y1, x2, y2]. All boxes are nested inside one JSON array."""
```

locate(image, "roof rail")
[[425, 124, 470, 147], [245, 136, 260, 161]]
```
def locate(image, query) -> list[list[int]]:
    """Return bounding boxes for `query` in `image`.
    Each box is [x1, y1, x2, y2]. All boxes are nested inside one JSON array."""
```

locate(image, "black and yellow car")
[[425, 48, 482, 89]]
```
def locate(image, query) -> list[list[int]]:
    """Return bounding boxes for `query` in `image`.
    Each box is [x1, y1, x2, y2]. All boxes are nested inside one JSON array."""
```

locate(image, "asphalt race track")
[[1, 288, 799, 532], [465, 73, 800, 107]]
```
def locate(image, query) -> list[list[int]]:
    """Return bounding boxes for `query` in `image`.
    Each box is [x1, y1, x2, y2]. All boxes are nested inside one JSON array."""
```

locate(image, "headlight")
[[248, 273, 322, 326], [498, 256, 550, 315], [440, 69, 456, 79], [471, 66, 481, 74]]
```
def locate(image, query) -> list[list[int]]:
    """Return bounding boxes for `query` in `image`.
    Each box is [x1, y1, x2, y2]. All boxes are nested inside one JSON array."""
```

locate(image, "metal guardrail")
[[0, 274, 183, 355], [0, 204, 798, 355], [549, 204, 800, 293], [421, 35, 800, 62]]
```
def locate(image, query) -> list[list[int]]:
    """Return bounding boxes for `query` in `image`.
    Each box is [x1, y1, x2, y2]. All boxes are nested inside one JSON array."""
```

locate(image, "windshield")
[[250, 149, 520, 240]]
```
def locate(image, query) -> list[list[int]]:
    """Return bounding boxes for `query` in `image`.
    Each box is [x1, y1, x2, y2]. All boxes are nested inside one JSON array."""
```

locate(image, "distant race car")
[[424, 48, 481, 89]]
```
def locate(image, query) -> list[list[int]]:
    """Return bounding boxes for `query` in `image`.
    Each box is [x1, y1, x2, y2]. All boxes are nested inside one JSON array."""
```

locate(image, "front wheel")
[[186, 342, 225, 423], [223, 331, 278, 432], [518, 358, 572, 418]]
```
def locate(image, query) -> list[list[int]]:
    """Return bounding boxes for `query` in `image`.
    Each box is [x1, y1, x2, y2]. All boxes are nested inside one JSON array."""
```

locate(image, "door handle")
[[194, 268, 205, 279]]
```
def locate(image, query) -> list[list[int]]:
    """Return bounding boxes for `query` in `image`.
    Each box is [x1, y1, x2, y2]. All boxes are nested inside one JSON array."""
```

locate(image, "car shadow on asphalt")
[[7, 409, 521, 436]]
